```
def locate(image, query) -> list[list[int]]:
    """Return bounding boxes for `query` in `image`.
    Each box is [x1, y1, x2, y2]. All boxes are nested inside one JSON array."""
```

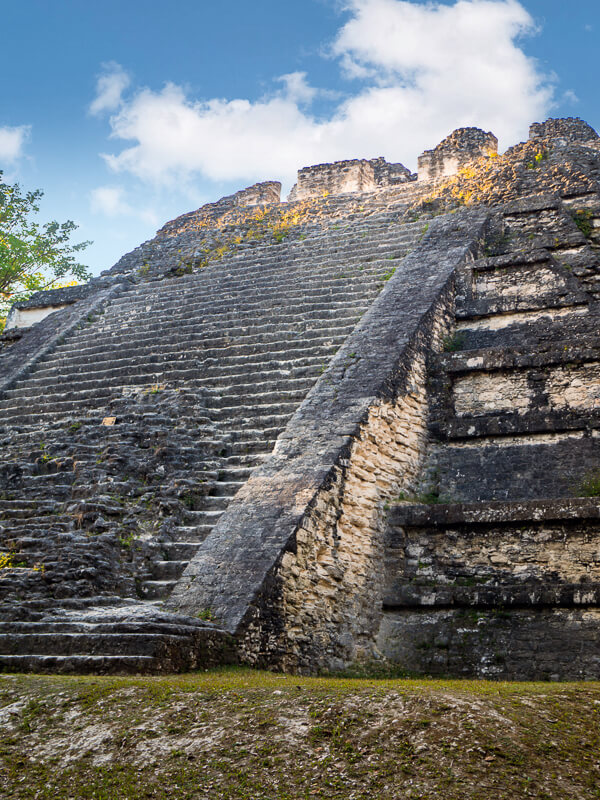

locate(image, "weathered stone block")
[[529, 117, 599, 143]]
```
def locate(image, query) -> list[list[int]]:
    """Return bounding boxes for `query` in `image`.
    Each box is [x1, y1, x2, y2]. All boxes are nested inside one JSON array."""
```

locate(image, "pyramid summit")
[[1, 117, 600, 679]]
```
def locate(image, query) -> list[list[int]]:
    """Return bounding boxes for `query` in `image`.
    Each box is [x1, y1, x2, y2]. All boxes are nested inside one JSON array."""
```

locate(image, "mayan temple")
[[1, 116, 600, 679]]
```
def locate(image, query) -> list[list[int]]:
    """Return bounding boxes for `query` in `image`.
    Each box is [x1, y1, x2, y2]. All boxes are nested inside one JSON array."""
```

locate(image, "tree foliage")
[[0, 171, 91, 324]]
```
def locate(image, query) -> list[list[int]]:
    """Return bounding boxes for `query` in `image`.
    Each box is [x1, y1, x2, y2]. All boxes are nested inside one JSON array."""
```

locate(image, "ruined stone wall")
[[376, 162, 600, 679], [385, 503, 600, 607], [289, 159, 376, 201], [429, 433, 600, 502], [529, 117, 599, 143], [288, 157, 414, 201], [158, 181, 282, 237], [269, 306, 452, 672], [452, 363, 600, 418], [418, 127, 498, 182]]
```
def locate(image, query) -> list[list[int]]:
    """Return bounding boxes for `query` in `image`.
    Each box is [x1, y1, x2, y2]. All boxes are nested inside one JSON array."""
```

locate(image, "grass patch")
[[574, 470, 600, 497], [442, 331, 466, 353], [571, 208, 594, 238], [526, 149, 548, 169], [395, 490, 449, 505]]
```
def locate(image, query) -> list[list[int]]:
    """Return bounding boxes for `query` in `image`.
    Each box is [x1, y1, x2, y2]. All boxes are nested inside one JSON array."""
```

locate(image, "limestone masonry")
[[1, 117, 600, 679]]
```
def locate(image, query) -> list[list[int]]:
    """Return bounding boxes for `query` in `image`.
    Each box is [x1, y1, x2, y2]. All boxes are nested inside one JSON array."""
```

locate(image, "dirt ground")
[[1, 669, 599, 799]]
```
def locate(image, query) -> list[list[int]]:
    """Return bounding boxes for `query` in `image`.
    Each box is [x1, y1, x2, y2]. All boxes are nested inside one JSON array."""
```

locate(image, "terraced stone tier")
[[380, 499, 600, 680], [423, 193, 600, 503], [379, 190, 600, 679], [385, 498, 600, 609]]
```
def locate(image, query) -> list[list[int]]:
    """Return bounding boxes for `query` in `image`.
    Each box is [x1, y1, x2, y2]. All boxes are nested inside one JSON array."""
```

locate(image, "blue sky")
[[1, 0, 598, 275]]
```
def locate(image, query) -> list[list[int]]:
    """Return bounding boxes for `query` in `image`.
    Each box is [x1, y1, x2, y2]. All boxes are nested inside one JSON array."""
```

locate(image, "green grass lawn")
[[1, 668, 599, 799]]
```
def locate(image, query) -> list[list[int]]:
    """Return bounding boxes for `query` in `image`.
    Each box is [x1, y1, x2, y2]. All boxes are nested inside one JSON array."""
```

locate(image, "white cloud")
[[90, 62, 131, 116], [98, 0, 553, 188], [563, 90, 579, 104], [90, 184, 158, 226], [0, 125, 30, 164], [102, 81, 324, 184], [276, 72, 319, 105], [90, 185, 127, 215]]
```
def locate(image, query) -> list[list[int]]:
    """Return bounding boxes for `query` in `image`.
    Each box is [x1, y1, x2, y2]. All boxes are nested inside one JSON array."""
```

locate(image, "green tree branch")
[[0, 172, 92, 327]]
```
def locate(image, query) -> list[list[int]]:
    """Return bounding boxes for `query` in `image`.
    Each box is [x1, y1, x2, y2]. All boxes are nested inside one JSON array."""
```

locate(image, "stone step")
[[118, 234, 419, 287], [44, 338, 342, 367], [122, 241, 404, 273], [158, 223, 414, 256], [208, 408, 295, 428], [0, 654, 162, 674], [161, 541, 201, 559], [36, 335, 346, 373], [15, 477, 74, 492], [0, 506, 64, 521], [151, 560, 189, 580], [0, 419, 273, 447], [105, 287, 384, 328], [182, 508, 225, 522], [5, 379, 317, 409], [132, 236, 404, 274], [0, 499, 59, 512], [26, 352, 331, 385], [0, 522, 75, 536], [48, 321, 361, 364], [0, 631, 193, 657], [214, 429, 278, 446], [0, 391, 301, 419], [0, 524, 72, 539], [170, 525, 213, 542], [61, 296, 373, 336], [129, 245, 404, 285], [199, 495, 232, 511], [206, 480, 244, 497], [76, 281, 386, 325], [456, 291, 588, 321], [11, 368, 323, 400], [138, 580, 177, 600], [98, 276, 387, 315], [116, 267, 394, 309]]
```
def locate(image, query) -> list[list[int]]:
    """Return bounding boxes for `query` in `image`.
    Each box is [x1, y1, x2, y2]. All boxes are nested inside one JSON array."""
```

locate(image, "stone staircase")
[[380, 193, 600, 679], [0, 205, 426, 672]]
